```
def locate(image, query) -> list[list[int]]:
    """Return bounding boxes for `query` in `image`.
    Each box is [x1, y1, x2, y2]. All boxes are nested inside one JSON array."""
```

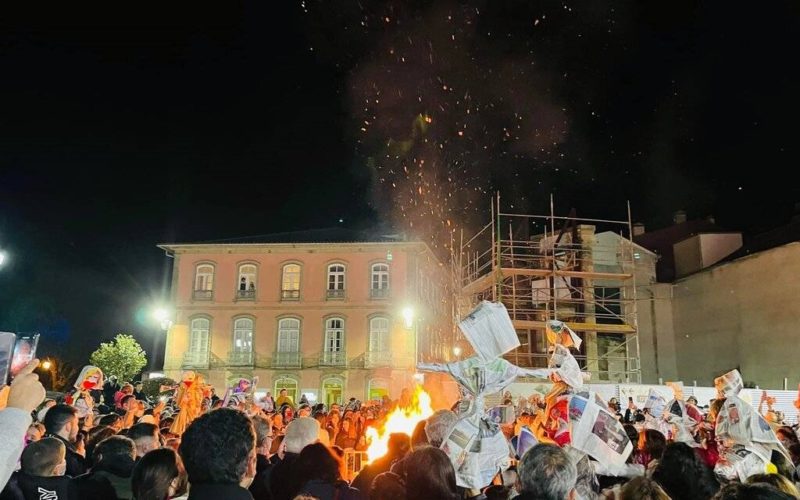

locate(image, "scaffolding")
[[453, 194, 642, 383]]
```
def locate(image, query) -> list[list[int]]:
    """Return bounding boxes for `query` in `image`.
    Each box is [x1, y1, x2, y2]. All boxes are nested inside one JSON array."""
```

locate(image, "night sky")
[[1, 1, 798, 368]]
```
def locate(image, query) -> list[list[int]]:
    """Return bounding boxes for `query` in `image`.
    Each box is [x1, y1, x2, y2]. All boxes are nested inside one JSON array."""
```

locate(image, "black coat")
[[188, 483, 254, 500], [44, 434, 88, 478], [268, 452, 299, 500], [248, 454, 273, 500], [72, 456, 135, 500], [0, 471, 74, 500]]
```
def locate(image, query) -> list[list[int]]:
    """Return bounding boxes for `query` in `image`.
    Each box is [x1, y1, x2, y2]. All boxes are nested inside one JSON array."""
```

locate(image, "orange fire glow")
[[365, 386, 434, 462]]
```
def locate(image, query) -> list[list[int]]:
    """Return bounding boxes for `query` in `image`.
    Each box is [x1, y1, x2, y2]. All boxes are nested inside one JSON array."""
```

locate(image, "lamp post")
[[151, 307, 173, 373], [402, 306, 424, 385]]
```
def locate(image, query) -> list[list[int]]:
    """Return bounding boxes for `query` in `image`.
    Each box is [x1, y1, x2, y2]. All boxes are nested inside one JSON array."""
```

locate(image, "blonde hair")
[[747, 473, 800, 497]]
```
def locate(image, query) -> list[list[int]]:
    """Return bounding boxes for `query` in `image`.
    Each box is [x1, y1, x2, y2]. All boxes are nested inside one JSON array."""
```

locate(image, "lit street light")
[[41, 360, 52, 370], [0, 250, 7, 267], [150, 306, 173, 372], [402, 307, 415, 329]]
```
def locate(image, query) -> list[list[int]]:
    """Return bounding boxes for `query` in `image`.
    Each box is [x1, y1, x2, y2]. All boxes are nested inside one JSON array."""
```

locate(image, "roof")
[[724, 216, 800, 261], [157, 226, 421, 250]]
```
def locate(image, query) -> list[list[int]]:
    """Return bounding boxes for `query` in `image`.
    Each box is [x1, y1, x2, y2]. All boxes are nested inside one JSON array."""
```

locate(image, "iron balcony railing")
[[320, 351, 347, 367], [182, 351, 210, 369], [326, 289, 346, 299], [369, 288, 390, 299], [227, 351, 254, 367], [272, 351, 302, 368], [236, 289, 256, 300], [364, 350, 391, 368], [281, 289, 300, 300], [192, 289, 213, 300]]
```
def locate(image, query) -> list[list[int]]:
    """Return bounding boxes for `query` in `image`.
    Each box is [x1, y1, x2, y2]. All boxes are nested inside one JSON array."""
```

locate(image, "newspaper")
[[567, 392, 633, 467], [549, 345, 586, 389], [643, 389, 667, 419], [715, 369, 744, 398], [458, 301, 520, 362], [440, 417, 479, 469], [714, 445, 770, 482], [516, 426, 538, 458], [546, 320, 582, 350]]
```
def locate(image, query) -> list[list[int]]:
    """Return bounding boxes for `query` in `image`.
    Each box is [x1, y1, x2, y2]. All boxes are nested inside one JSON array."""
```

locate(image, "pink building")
[[157, 230, 451, 406]]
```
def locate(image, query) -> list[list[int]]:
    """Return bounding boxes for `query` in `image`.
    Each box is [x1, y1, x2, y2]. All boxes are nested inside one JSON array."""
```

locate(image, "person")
[[240, 277, 247, 291], [297, 404, 311, 418], [99, 413, 124, 432], [402, 446, 459, 500], [115, 384, 134, 410], [603, 476, 670, 500], [0, 438, 71, 500], [0, 359, 46, 490], [104, 376, 121, 406], [515, 443, 577, 500], [261, 392, 275, 413], [131, 448, 188, 500], [43, 404, 89, 477], [775, 426, 799, 450], [747, 473, 800, 497], [133, 382, 147, 401], [651, 442, 719, 500], [369, 472, 405, 500], [73, 435, 137, 500], [424, 410, 459, 447], [179, 408, 257, 500], [270, 417, 320, 500], [351, 433, 410, 498], [711, 482, 797, 500], [635, 429, 666, 472], [128, 422, 161, 459], [248, 414, 273, 500], [25, 422, 45, 444], [274, 389, 293, 409], [291, 443, 364, 500], [85, 426, 117, 465]]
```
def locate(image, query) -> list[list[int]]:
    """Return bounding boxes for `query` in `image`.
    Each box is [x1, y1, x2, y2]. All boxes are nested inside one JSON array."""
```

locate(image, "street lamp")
[[151, 306, 173, 372], [41, 360, 52, 370], [0, 250, 7, 267], [402, 306, 420, 380]]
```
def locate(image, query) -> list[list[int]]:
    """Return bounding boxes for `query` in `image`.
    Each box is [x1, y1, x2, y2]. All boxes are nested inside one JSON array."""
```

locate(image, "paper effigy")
[[713, 369, 789, 481], [458, 301, 520, 362], [67, 365, 104, 418]]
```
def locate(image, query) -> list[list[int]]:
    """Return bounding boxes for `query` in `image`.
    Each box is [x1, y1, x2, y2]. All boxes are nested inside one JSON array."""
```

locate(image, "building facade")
[[158, 238, 451, 406]]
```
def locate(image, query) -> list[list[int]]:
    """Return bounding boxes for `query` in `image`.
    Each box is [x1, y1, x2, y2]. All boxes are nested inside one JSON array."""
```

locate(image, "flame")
[[365, 385, 434, 462]]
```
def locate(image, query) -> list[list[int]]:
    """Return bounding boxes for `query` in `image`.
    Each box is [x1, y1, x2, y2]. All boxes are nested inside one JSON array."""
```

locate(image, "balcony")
[[364, 350, 391, 368], [236, 289, 256, 300], [182, 351, 210, 369], [326, 289, 346, 300], [272, 351, 302, 369], [320, 351, 347, 367], [192, 289, 213, 301], [228, 351, 254, 367], [281, 289, 300, 301], [369, 288, 390, 299]]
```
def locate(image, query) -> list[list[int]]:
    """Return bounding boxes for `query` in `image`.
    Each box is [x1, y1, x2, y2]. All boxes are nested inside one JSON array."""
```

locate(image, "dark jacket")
[[350, 455, 395, 498], [44, 434, 88, 478], [72, 456, 135, 500], [268, 452, 299, 500], [188, 483, 254, 500], [248, 453, 272, 500], [0, 471, 74, 500], [297, 480, 365, 500]]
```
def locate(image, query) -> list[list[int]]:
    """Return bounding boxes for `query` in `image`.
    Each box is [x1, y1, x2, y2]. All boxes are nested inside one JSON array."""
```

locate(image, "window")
[[369, 317, 390, 352], [322, 377, 344, 406], [281, 264, 301, 300], [274, 377, 298, 402], [237, 264, 257, 299], [324, 318, 344, 352], [233, 318, 253, 353], [326, 264, 345, 298], [277, 318, 300, 353], [368, 379, 389, 401], [193, 265, 214, 300], [190, 318, 210, 353], [370, 263, 390, 298]]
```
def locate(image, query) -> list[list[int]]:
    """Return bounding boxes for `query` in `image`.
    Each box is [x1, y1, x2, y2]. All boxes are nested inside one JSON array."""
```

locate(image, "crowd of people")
[[2, 357, 800, 500]]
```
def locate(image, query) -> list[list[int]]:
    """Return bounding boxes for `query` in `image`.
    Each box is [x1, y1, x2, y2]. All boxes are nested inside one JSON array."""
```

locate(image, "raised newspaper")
[[568, 392, 633, 467], [458, 301, 520, 362]]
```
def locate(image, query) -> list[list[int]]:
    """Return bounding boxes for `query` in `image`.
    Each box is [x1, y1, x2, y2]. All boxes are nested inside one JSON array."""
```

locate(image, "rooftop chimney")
[[632, 222, 646, 236], [673, 210, 687, 225]]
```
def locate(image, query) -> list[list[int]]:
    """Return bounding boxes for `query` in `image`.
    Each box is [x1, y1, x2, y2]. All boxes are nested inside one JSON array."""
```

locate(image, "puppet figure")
[[169, 370, 205, 435], [66, 366, 104, 419]]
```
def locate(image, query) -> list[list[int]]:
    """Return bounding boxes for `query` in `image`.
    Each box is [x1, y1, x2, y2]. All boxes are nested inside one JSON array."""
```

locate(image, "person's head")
[[279, 389, 287, 397], [687, 396, 698, 406], [94, 435, 136, 465], [386, 432, 411, 461], [128, 422, 161, 458], [179, 408, 256, 486], [652, 442, 719, 500], [712, 482, 797, 500], [121, 394, 136, 411], [26, 422, 45, 443], [776, 426, 799, 449], [43, 404, 80, 442], [708, 397, 726, 424], [410, 419, 429, 449], [296, 442, 343, 483], [425, 410, 458, 448], [251, 414, 273, 455], [283, 416, 320, 454], [132, 448, 188, 500], [620, 476, 671, 500], [99, 413, 123, 431], [747, 474, 800, 497], [135, 382, 143, 392], [21, 438, 66, 477], [86, 426, 117, 464], [121, 383, 134, 395], [638, 429, 667, 461], [297, 403, 312, 417], [403, 446, 459, 500], [518, 444, 577, 500], [370, 471, 406, 500]]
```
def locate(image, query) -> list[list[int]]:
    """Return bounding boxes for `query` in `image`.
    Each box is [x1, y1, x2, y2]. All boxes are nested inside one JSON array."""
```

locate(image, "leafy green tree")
[[141, 377, 176, 400], [89, 334, 147, 382]]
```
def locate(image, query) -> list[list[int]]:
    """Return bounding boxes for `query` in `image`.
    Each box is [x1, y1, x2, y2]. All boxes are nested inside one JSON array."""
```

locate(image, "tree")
[[141, 377, 176, 400], [89, 334, 148, 383]]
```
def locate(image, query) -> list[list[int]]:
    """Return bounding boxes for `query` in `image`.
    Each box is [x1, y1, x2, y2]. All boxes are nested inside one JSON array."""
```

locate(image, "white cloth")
[[0, 408, 33, 490]]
